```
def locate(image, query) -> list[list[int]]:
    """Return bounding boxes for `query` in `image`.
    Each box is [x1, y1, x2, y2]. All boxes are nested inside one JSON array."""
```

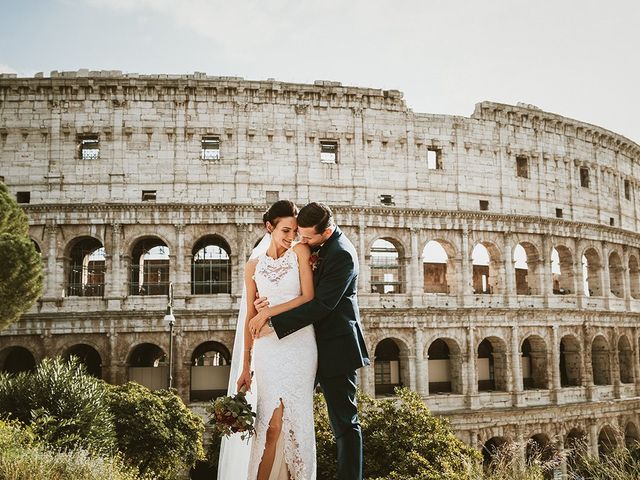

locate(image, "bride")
[[218, 200, 317, 480]]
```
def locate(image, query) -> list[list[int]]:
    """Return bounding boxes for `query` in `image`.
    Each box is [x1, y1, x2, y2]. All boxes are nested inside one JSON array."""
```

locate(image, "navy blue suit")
[[271, 226, 369, 480]]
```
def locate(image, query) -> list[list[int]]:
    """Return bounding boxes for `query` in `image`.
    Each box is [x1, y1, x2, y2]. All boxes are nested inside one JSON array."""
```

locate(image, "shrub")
[[108, 382, 205, 479], [0, 356, 116, 455], [314, 387, 481, 480]]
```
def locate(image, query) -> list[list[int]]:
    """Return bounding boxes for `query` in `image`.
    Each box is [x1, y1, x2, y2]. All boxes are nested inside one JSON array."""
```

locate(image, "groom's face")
[[298, 226, 331, 247]]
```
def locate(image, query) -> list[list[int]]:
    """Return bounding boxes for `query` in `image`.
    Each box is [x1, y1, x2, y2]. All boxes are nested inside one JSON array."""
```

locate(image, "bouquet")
[[207, 385, 256, 441]]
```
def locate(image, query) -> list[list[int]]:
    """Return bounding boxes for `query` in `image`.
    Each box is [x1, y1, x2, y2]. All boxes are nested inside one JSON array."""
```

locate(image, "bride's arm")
[[253, 243, 314, 322], [237, 259, 258, 390]]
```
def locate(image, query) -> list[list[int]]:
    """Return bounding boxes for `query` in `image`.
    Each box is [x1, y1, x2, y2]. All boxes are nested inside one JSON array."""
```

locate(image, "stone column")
[[105, 223, 124, 309], [410, 228, 423, 298], [466, 325, 478, 408], [172, 223, 188, 299], [541, 235, 553, 305], [414, 327, 427, 396], [514, 424, 526, 466], [550, 325, 562, 403], [589, 420, 599, 458], [611, 330, 621, 399], [43, 222, 59, 300], [460, 225, 472, 306], [511, 324, 524, 406], [503, 235, 516, 303], [358, 218, 369, 294], [575, 238, 586, 309], [623, 246, 632, 310], [557, 436, 567, 478], [601, 241, 611, 307], [634, 330, 640, 396], [583, 325, 595, 401]]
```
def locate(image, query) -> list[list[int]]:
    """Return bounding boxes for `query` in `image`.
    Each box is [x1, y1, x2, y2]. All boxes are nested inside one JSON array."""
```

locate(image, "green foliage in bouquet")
[[207, 389, 257, 441], [314, 387, 481, 480], [0, 181, 43, 331], [0, 356, 116, 456], [107, 382, 205, 479]]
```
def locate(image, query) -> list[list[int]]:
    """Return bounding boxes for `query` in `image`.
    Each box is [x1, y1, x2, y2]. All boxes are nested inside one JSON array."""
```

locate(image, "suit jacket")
[[271, 226, 370, 377]]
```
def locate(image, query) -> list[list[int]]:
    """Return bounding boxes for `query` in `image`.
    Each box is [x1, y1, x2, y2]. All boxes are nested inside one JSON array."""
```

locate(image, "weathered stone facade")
[[2, 70, 640, 472]]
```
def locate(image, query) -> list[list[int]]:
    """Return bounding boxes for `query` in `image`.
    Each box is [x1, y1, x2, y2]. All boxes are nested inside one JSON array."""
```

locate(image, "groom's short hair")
[[297, 202, 334, 233]]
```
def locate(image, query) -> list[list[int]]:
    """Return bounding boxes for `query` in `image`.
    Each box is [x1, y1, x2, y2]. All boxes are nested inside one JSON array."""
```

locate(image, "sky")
[[1, 0, 639, 142]]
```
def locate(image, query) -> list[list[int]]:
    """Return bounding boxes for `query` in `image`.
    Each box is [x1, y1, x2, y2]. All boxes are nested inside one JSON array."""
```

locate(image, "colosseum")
[[2, 70, 640, 476]]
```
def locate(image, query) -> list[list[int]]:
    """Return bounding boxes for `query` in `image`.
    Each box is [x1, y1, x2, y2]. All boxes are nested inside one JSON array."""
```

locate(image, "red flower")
[[309, 252, 320, 271]]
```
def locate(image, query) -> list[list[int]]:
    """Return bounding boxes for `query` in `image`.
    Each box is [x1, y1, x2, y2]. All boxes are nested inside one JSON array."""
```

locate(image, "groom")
[[250, 202, 370, 480]]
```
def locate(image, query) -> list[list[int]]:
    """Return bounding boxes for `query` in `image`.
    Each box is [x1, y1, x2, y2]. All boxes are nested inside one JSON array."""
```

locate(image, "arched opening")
[[0, 346, 36, 374], [191, 236, 232, 295], [66, 237, 106, 297], [598, 425, 618, 457], [472, 243, 498, 294], [427, 338, 462, 394], [130, 238, 170, 296], [374, 338, 405, 396], [526, 433, 556, 474], [552, 246, 574, 295], [422, 240, 452, 294], [190, 461, 216, 480], [625, 422, 640, 450], [127, 343, 168, 390], [591, 335, 611, 386], [521, 336, 548, 390], [190, 341, 231, 401], [560, 335, 582, 387], [482, 437, 509, 468], [618, 335, 634, 384], [582, 248, 602, 297], [608, 251, 624, 298], [64, 344, 102, 378], [514, 242, 541, 295], [478, 337, 508, 392], [565, 428, 588, 473], [629, 255, 640, 299], [370, 239, 404, 294]]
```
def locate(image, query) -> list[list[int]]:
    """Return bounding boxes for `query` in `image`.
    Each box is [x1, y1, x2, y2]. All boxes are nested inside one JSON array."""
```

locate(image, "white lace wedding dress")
[[248, 247, 318, 480]]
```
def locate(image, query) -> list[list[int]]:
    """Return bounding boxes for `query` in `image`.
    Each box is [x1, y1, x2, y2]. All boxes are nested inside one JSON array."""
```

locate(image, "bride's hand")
[[248, 311, 268, 338], [236, 369, 252, 393]]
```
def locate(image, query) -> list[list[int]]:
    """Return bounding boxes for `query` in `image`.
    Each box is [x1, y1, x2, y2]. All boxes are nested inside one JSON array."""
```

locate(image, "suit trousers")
[[318, 370, 363, 480]]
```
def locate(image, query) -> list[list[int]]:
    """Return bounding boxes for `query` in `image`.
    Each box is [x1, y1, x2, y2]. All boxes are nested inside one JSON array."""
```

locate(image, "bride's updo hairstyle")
[[262, 200, 299, 230]]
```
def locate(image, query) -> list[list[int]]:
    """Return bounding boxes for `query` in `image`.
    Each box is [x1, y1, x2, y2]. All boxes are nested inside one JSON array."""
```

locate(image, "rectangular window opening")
[[479, 200, 489, 211], [427, 148, 442, 170], [141, 190, 157, 202], [16, 191, 30, 204], [610, 217, 615, 226], [78, 135, 100, 160], [201, 136, 221, 161], [624, 179, 631, 200], [555, 208, 563, 219], [320, 141, 338, 164], [265, 190, 279, 204], [380, 194, 394, 206], [580, 167, 590, 188], [516, 155, 529, 178]]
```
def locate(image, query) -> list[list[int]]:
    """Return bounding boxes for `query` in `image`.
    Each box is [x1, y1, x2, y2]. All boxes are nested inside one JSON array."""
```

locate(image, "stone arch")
[[64, 236, 106, 297], [565, 428, 588, 473], [629, 254, 640, 299], [427, 338, 463, 394], [477, 336, 508, 392], [552, 245, 575, 295], [618, 335, 634, 384], [190, 341, 232, 401], [521, 335, 549, 390], [560, 334, 582, 387], [514, 241, 542, 295], [129, 236, 171, 296], [582, 247, 602, 296], [63, 343, 102, 378], [127, 342, 168, 390], [422, 239, 456, 294], [624, 422, 640, 449], [0, 346, 36, 373], [598, 424, 618, 457], [608, 250, 624, 298], [373, 337, 410, 396], [526, 433, 556, 469], [30, 237, 42, 254], [369, 237, 405, 294], [191, 235, 232, 295], [591, 335, 611, 386], [472, 241, 501, 294], [482, 436, 509, 467]]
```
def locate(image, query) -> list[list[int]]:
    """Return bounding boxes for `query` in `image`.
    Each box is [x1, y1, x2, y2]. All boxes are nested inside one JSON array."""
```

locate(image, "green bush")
[[0, 419, 142, 480], [0, 357, 116, 455], [108, 382, 205, 479], [314, 387, 481, 480]]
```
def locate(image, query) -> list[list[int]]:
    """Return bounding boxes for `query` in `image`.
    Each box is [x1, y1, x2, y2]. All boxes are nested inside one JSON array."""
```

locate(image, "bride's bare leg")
[[257, 400, 287, 480]]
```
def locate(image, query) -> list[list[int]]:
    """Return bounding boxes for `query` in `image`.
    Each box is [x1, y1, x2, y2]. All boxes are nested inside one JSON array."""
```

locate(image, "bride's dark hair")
[[262, 200, 298, 227]]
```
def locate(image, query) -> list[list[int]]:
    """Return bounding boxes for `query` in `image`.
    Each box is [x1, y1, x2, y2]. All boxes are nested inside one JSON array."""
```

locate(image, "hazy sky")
[[2, 0, 639, 142]]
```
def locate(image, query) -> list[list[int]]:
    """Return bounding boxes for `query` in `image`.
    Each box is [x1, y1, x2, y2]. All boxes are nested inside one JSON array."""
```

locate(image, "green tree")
[[108, 382, 205, 479], [0, 356, 117, 456], [0, 181, 43, 331], [315, 388, 481, 480]]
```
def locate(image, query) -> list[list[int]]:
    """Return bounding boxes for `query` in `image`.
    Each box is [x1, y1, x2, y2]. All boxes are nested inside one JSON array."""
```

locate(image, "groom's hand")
[[254, 295, 270, 312]]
